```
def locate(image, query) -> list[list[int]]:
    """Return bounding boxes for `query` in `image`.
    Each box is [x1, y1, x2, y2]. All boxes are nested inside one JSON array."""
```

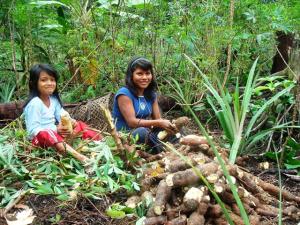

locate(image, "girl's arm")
[[118, 95, 175, 132], [151, 98, 161, 119], [24, 102, 42, 137]]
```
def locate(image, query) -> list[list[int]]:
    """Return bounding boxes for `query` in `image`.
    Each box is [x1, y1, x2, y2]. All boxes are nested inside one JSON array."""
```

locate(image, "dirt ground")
[[1, 112, 299, 225], [241, 156, 300, 225], [0, 193, 135, 225], [1, 155, 299, 225]]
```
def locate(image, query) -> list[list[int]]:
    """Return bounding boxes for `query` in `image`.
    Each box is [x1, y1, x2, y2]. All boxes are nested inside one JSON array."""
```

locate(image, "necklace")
[[137, 96, 151, 117]]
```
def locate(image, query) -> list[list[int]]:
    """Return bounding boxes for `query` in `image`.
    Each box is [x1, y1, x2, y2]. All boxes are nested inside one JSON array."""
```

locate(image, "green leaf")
[[286, 138, 300, 150], [245, 84, 294, 137], [243, 9, 256, 23], [106, 209, 126, 219], [0, 135, 9, 143], [35, 183, 54, 195], [284, 163, 300, 170], [54, 186, 63, 194], [132, 182, 140, 191], [56, 194, 70, 201], [264, 151, 279, 160]]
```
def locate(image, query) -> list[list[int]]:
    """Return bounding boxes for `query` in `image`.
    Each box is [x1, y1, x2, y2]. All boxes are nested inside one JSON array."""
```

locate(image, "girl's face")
[[132, 67, 152, 91], [37, 71, 57, 97]]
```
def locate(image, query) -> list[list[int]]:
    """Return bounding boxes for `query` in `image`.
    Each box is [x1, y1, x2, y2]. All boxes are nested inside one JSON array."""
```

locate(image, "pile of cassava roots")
[[125, 117, 300, 225]]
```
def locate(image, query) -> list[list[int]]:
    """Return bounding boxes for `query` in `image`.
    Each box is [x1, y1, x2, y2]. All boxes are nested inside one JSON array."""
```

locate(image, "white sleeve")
[[54, 99, 71, 123], [24, 100, 43, 137]]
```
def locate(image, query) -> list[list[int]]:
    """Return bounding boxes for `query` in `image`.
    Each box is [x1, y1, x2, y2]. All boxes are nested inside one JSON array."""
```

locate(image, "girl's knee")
[[132, 127, 150, 143], [33, 130, 64, 147]]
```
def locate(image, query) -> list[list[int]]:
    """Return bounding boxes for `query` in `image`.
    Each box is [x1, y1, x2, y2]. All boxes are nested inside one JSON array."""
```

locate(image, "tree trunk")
[[271, 31, 294, 74]]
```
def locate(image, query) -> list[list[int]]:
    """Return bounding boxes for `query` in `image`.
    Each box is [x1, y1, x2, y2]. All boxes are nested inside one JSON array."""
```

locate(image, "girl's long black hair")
[[23, 64, 62, 108], [125, 57, 157, 101]]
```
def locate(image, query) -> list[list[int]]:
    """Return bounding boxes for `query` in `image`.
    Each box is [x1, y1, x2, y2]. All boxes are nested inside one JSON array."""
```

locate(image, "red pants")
[[32, 121, 102, 148]]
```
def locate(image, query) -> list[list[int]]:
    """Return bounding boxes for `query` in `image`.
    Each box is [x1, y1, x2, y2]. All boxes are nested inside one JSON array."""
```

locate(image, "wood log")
[[0, 101, 24, 120]]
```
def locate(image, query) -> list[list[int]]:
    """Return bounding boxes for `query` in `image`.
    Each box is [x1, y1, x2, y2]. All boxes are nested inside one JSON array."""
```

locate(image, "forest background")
[[0, 0, 300, 166], [1, 0, 300, 158], [0, 0, 298, 102]]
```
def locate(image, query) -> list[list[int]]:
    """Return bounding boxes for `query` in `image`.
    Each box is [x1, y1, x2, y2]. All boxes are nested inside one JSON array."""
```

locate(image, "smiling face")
[[132, 67, 153, 94], [37, 71, 57, 97]]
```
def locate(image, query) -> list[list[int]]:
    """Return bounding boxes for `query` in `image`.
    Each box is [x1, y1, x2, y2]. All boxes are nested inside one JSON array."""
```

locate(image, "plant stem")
[[222, 0, 235, 88]]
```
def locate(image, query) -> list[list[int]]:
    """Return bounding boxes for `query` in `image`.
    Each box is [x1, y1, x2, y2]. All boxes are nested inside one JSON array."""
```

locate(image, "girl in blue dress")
[[112, 57, 176, 153]]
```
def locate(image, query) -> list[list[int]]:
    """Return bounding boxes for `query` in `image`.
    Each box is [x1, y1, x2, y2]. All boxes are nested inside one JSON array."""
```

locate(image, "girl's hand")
[[71, 118, 77, 128], [57, 122, 71, 138], [157, 119, 176, 134]]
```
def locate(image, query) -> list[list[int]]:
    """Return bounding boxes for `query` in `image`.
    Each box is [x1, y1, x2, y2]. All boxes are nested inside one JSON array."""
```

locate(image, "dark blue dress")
[[112, 87, 163, 153]]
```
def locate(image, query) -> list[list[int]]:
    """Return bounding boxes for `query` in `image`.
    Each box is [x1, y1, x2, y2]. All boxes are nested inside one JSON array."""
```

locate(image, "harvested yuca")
[[179, 135, 209, 146], [60, 111, 73, 134], [125, 195, 141, 208], [158, 117, 190, 140], [183, 187, 204, 211]]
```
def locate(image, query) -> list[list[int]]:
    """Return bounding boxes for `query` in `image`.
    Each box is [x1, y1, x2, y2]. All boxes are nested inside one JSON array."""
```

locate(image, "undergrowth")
[[0, 119, 141, 208]]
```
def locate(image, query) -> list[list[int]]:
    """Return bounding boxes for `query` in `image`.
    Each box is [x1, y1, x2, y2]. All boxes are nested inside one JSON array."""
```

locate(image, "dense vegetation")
[[0, 0, 300, 224], [0, 0, 299, 101]]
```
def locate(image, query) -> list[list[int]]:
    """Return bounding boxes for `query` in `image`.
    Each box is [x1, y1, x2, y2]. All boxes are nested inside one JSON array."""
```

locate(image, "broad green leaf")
[[56, 194, 70, 201], [106, 209, 126, 219], [0, 135, 9, 143], [132, 181, 140, 191], [286, 138, 300, 150], [285, 163, 300, 169], [245, 84, 294, 137], [35, 183, 54, 195]]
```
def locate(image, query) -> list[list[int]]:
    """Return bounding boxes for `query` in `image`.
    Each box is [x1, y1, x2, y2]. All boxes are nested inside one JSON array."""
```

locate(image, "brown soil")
[[241, 155, 300, 225], [1, 155, 299, 225], [1, 113, 299, 225], [0, 194, 135, 225]]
